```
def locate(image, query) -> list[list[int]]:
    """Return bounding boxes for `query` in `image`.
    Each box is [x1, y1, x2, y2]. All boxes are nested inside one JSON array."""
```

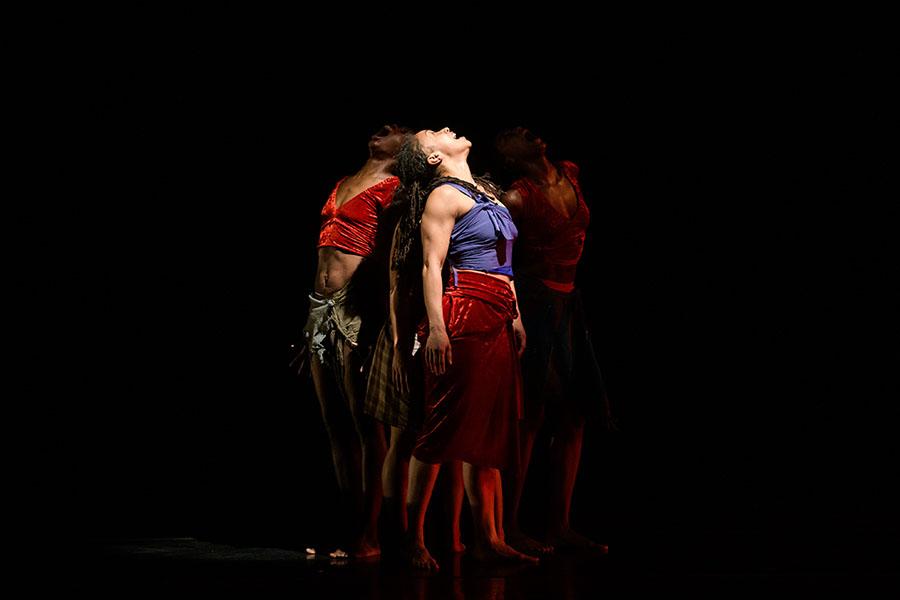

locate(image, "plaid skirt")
[[363, 320, 423, 431]]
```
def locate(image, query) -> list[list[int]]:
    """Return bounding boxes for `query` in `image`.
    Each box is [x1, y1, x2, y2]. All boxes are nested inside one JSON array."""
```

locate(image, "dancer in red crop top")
[[495, 127, 614, 556], [303, 124, 409, 559]]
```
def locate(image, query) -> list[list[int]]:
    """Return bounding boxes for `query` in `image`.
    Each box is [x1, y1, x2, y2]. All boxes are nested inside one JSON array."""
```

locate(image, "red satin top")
[[318, 176, 400, 257], [510, 161, 589, 293]]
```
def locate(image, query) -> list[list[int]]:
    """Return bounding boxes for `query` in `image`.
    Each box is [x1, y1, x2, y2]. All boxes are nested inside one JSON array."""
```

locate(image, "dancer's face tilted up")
[[414, 127, 472, 167], [495, 126, 546, 166], [369, 123, 407, 158]]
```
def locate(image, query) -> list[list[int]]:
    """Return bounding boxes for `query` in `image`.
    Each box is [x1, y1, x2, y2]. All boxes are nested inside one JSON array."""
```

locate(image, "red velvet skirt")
[[413, 270, 523, 468]]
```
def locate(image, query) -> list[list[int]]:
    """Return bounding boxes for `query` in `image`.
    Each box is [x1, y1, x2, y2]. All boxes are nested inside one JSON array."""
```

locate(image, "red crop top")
[[318, 176, 400, 257], [510, 161, 589, 293]]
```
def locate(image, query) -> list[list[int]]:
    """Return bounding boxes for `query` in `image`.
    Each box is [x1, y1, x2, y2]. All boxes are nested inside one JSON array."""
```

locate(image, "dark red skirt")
[[413, 270, 523, 468]]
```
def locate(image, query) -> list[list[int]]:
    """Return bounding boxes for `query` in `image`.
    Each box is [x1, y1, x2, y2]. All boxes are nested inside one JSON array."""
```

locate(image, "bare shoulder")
[[426, 184, 463, 207], [500, 188, 524, 217], [559, 160, 580, 177], [425, 185, 469, 218]]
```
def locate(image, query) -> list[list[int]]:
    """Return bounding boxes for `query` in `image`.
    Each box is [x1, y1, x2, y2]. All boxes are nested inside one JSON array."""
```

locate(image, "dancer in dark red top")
[[495, 126, 614, 555], [303, 124, 408, 559]]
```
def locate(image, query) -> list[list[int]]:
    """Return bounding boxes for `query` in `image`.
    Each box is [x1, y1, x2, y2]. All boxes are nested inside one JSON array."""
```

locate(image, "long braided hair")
[[391, 137, 434, 273]]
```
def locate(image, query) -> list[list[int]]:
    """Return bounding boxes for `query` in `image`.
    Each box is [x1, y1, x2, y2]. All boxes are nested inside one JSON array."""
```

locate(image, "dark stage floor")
[[70, 531, 899, 596]]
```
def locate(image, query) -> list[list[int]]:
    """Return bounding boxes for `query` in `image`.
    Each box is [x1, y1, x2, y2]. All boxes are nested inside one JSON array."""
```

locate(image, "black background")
[[43, 17, 896, 564]]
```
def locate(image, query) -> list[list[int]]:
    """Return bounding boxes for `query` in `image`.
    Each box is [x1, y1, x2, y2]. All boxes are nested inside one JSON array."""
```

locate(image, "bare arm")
[[388, 223, 402, 347], [500, 188, 525, 222], [508, 279, 527, 357], [509, 279, 522, 318], [502, 189, 527, 355], [388, 222, 409, 394], [420, 186, 459, 375]]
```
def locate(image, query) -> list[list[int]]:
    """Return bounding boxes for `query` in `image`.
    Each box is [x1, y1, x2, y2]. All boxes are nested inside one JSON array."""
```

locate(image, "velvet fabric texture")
[[413, 270, 523, 469]]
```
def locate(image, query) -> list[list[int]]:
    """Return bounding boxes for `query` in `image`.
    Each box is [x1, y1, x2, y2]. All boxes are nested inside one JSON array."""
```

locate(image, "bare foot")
[[507, 530, 554, 556], [407, 543, 440, 571], [471, 540, 540, 565], [350, 542, 382, 559], [548, 528, 608, 553], [451, 541, 466, 554]]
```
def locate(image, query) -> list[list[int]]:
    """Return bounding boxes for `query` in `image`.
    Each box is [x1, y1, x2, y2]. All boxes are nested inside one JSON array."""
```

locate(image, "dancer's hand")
[[512, 317, 527, 357], [391, 349, 409, 396], [425, 328, 452, 376]]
